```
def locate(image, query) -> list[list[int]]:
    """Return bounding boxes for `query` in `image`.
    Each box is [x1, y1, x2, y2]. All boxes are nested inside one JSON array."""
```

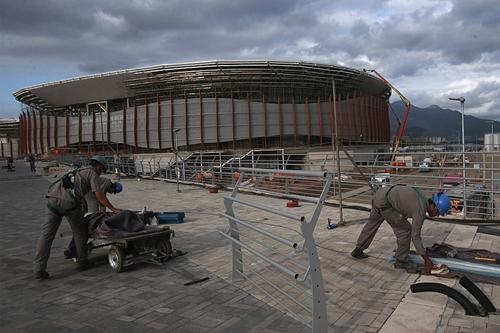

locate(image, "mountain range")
[[389, 101, 498, 142]]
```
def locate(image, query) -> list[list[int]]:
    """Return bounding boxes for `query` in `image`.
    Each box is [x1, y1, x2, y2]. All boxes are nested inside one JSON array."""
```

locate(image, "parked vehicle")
[[443, 172, 464, 186], [370, 173, 390, 189], [419, 162, 431, 172]]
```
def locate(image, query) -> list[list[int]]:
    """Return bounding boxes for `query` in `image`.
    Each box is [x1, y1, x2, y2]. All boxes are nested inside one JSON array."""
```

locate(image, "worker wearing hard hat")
[[351, 185, 450, 274], [33, 155, 122, 280]]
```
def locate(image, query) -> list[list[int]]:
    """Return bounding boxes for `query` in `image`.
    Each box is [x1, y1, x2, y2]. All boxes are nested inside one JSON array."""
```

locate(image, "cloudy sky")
[[1, 0, 499, 119]]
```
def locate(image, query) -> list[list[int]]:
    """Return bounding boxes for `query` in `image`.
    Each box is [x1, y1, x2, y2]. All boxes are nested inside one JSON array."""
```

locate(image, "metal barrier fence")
[[221, 168, 330, 332], [98, 145, 500, 221]]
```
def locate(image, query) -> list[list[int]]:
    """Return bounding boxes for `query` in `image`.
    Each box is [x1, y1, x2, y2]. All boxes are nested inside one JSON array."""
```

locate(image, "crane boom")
[[363, 69, 412, 162]]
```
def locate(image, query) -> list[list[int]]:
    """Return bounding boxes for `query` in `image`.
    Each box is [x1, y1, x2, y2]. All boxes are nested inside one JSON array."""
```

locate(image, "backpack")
[[46, 167, 88, 215]]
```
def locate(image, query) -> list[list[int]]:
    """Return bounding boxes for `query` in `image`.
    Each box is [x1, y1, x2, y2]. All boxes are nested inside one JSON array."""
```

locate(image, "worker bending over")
[[33, 156, 122, 280], [351, 185, 449, 274], [64, 177, 123, 259], [84, 177, 123, 213]]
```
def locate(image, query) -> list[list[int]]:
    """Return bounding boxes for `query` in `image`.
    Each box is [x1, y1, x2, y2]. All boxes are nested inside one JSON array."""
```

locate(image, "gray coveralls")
[[83, 178, 113, 213], [33, 168, 101, 273], [355, 185, 428, 261]]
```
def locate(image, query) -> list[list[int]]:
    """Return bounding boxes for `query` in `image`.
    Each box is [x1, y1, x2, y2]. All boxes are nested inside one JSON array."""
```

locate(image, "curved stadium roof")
[[14, 60, 389, 112]]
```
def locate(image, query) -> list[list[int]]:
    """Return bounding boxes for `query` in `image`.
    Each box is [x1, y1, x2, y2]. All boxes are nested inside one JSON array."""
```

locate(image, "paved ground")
[[0, 165, 307, 332], [2, 162, 500, 332]]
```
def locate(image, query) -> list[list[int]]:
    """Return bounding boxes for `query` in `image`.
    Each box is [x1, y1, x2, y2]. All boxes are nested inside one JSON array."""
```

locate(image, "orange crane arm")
[[363, 69, 412, 162]]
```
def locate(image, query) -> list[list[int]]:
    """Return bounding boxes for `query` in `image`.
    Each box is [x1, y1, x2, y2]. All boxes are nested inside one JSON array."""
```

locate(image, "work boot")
[[351, 247, 369, 259], [34, 271, 50, 280], [394, 260, 418, 270]]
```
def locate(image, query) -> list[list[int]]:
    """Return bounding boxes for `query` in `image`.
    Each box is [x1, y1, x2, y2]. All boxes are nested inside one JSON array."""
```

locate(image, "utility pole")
[[173, 128, 182, 193], [332, 80, 344, 225], [449, 97, 466, 218], [491, 121, 494, 218]]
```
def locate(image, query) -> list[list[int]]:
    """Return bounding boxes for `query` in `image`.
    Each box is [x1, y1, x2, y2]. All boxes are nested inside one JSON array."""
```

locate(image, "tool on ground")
[[184, 277, 210, 286], [474, 256, 500, 264]]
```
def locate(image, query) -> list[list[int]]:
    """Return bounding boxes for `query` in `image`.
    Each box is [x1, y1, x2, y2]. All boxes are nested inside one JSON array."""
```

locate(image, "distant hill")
[[389, 101, 498, 142]]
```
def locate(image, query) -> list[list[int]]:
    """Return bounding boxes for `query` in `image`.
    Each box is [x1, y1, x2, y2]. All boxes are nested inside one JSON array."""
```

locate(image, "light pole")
[[491, 121, 495, 218], [173, 128, 182, 193], [449, 97, 466, 218]]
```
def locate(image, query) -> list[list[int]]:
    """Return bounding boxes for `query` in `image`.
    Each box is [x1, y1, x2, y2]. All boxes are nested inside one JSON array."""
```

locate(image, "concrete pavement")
[[2, 162, 500, 332]]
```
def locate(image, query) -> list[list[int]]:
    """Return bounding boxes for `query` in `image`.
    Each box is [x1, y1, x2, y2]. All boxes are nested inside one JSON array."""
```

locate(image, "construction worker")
[[33, 155, 122, 280], [6, 156, 14, 172], [64, 178, 123, 259], [83, 178, 123, 213], [28, 154, 36, 172], [350, 185, 450, 274]]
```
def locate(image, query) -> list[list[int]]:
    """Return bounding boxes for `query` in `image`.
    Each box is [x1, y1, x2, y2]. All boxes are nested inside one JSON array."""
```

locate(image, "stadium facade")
[[14, 60, 391, 156]]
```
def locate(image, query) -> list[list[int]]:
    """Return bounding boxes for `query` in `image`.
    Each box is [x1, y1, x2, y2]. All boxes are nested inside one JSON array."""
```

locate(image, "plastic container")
[[155, 212, 185, 224]]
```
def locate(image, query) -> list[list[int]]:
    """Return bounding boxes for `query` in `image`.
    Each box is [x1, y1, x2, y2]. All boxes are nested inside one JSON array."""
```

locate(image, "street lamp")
[[449, 97, 466, 218], [173, 128, 182, 193]]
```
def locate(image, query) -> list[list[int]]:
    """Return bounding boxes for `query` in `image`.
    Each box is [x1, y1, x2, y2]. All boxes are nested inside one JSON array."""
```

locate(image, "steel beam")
[[305, 97, 311, 145], [170, 93, 174, 148], [122, 105, 127, 147], [39, 112, 44, 154], [134, 104, 138, 151], [317, 96, 323, 145], [292, 95, 297, 146], [199, 90, 204, 145], [278, 96, 283, 147], [247, 93, 252, 147], [215, 91, 220, 147], [145, 99, 150, 149], [78, 110, 82, 150], [263, 96, 268, 147], [337, 94, 343, 143], [157, 95, 162, 150], [54, 114, 58, 148], [46, 113, 50, 150], [32, 111, 37, 154], [107, 106, 111, 145], [92, 110, 96, 152], [27, 112, 32, 155], [184, 92, 189, 147]]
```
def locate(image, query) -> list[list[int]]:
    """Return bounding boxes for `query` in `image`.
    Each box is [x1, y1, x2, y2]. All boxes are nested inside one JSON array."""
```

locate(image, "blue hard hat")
[[432, 192, 451, 216], [114, 182, 123, 194]]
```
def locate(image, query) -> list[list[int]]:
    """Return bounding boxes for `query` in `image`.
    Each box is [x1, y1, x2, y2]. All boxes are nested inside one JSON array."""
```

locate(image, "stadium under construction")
[[14, 60, 391, 156]]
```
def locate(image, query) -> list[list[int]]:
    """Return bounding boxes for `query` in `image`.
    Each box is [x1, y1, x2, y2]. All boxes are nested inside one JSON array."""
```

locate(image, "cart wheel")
[[157, 239, 173, 258], [108, 245, 125, 273]]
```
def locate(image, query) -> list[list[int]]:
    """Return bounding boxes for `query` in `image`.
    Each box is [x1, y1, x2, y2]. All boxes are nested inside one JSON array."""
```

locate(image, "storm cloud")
[[1, 0, 499, 119]]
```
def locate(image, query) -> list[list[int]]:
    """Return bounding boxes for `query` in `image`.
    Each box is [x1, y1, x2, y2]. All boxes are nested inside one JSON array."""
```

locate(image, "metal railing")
[[220, 168, 330, 332], [65, 144, 500, 221]]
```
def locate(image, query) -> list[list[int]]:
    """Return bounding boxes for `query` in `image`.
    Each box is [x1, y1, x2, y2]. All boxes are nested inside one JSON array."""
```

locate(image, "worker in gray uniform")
[[351, 185, 441, 274], [33, 156, 122, 280], [64, 177, 123, 259], [83, 177, 123, 213]]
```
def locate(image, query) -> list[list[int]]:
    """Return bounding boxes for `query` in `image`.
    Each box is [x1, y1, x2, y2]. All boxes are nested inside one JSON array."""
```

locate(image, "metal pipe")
[[224, 195, 304, 222], [407, 254, 500, 278], [239, 167, 326, 178], [219, 212, 298, 248], [332, 80, 344, 224], [219, 231, 299, 279], [235, 186, 320, 204]]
